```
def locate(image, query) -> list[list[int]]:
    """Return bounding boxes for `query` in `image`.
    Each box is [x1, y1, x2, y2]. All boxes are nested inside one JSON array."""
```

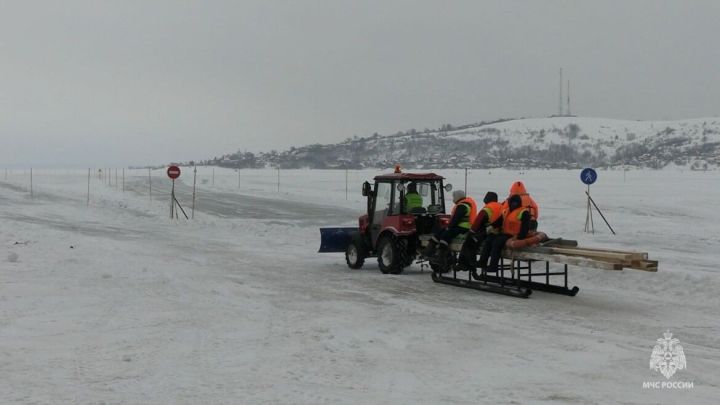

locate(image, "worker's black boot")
[[422, 238, 438, 258], [435, 241, 449, 265], [477, 253, 489, 270], [433, 241, 452, 272], [486, 256, 500, 273], [460, 242, 478, 268]]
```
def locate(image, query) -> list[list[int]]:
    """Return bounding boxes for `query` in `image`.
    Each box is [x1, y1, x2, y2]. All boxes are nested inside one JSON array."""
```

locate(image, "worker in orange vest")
[[503, 181, 539, 230], [460, 191, 503, 268], [423, 190, 477, 259], [483, 194, 531, 272]]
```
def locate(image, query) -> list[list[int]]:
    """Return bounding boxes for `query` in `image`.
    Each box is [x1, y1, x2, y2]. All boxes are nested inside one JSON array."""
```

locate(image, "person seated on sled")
[[403, 182, 423, 213], [503, 181, 539, 231], [481, 194, 530, 272], [461, 191, 504, 266], [423, 190, 477, 258]]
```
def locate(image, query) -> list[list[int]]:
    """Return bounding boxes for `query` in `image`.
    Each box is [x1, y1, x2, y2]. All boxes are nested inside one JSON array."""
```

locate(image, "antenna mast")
[[558, 68, 563, 116], [567, 80, 571, 116]]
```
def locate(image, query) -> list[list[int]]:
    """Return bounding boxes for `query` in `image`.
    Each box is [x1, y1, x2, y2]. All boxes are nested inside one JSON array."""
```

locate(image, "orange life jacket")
[[482, 201, 503, 224], [519, 194, 539, 220], [502, 195, 539, 220], [508, 181, 540, 220], [502, 206, 528, 237], [451, 197, 477, 229]]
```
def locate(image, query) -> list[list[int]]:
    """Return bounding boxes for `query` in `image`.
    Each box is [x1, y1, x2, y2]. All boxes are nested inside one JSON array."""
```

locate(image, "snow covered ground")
[[1, 167, 719, 404]]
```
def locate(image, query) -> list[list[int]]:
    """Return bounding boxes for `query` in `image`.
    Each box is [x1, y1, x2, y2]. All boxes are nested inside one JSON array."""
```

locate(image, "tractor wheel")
[[345, 234, 366, 269], [377, 235, 404, 274], [397, 238, 415, 267]]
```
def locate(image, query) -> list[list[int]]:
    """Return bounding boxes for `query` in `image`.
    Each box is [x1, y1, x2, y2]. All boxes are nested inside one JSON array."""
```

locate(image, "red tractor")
[[319, 170, 453, 274]]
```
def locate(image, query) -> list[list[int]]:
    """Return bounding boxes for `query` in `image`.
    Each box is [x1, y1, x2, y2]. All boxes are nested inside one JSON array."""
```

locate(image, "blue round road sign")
[[580, 168, 597, 185]]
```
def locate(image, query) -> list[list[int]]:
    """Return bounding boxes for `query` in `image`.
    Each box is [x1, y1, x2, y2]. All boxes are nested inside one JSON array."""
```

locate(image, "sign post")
[[580, 168, 615, 235], [167, 165, 188, 220], [581, 168, 597, 233]]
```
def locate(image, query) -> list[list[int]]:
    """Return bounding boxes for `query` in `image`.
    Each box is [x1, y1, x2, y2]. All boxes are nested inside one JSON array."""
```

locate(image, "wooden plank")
[[519, 246, 629, 265], [549, 247, 636, 262], [503, 250, 623, 270], [628, 260, 658, 272], [560, 246, 649, 260]]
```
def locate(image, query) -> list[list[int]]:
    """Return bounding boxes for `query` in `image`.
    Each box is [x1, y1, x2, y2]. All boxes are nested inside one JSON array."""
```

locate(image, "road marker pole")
[[464, 168, 468, 194], [148, 168, 152, 200], [192, 166, 197, 219], [87, 168, 91, 206]]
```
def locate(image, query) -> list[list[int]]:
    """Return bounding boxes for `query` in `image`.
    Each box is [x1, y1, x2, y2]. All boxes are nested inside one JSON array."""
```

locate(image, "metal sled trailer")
[[430, 238, 657, 298]]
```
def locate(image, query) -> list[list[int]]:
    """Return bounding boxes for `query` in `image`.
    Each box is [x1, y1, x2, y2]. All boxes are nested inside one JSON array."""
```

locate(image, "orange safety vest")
[[451, 197, 477, 229], [502, 206, 528, 237], [482, 201, 503, 224]]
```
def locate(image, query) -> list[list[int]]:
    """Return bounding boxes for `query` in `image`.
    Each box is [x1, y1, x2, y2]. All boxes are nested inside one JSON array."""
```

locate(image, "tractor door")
[[370, 181, 395, 244]]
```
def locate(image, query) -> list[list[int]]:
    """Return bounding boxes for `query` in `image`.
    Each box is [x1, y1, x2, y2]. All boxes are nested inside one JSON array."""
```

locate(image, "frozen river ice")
[[1, 167, 719, 403]]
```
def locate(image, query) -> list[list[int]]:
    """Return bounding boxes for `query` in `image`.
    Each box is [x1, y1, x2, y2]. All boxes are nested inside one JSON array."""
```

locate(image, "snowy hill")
[[206, 117, 720, 170]]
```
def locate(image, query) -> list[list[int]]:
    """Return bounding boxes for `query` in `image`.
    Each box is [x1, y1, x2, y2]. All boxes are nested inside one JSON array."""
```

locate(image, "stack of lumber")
[[504, 239, 658, 272]]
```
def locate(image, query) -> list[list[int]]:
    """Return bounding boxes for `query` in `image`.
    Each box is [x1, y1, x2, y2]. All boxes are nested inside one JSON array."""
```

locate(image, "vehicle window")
[[389, 182, 401, 215], [419, 183, 429, 197], [400, 181, 445, 214], [374, 182, 392, 223]]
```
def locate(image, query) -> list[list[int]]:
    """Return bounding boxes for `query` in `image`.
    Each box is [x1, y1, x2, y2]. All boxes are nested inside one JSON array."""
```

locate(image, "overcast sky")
[[1, 0, 719, 167]]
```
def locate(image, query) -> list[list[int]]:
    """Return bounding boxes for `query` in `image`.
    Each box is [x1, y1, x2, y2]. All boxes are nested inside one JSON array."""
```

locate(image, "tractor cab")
[[319, 169, 452, 274], [360, 172, 451, 246]]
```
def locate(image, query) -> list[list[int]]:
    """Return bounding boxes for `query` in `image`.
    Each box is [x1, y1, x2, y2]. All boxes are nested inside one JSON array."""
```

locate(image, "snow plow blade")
[[318, 227, 357, 253]]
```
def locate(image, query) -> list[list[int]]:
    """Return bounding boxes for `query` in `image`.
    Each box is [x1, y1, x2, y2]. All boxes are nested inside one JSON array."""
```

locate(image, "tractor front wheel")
[[345, 235, 366, 269], [377, 235, 404, 274]]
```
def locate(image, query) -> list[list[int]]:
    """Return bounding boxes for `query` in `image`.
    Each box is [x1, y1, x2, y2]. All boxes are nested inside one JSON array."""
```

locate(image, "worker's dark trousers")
[[479, 233, 512, 271], [437, 226, 468, 244], [460, 234, 486, 266]]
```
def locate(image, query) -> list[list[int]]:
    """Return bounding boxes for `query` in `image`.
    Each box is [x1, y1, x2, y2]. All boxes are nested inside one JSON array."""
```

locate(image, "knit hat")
[[452, 190, 466, 203]]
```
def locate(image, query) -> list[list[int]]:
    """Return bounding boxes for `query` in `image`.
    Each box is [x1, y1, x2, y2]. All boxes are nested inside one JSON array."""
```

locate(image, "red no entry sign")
[[167, 165, 181, 179]]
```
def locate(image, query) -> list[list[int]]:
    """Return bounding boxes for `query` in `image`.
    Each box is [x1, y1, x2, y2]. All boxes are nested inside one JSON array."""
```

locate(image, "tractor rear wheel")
[[377, 235, 404, 274], [397, 238, 415, 267], [345, 234, 366, 269]]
